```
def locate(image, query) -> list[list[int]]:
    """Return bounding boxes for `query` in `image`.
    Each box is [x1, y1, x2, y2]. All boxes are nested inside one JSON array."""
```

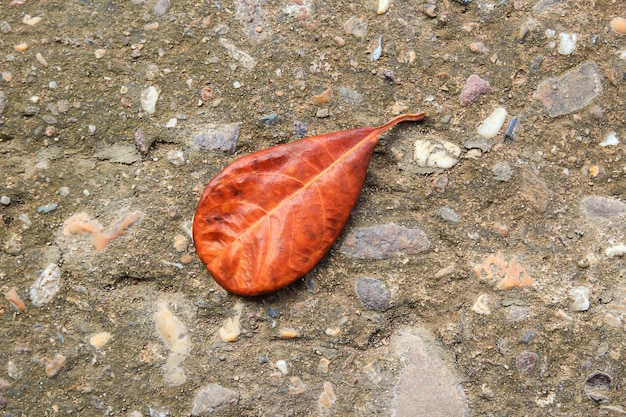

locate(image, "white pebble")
[[0, 195, 10, 205], [570, 286, 590, 311], [413, 139, 461, 169], [477, 107, 507, 139], [276, 360, 288, 375], [471, 294, 491, 315], [377, 0, 390, 14], [94, 49, 106, 59], [167, 150, 185, 166], [165, 118, 177, 128], [599, 132, 619, 147], [30, 264, 62, 307], [371, 35, 382, 61], [606, 244, 626, 259], [557, 32, 577, 55], [219, 303, 243, 342], [140, 86, 159, 114]]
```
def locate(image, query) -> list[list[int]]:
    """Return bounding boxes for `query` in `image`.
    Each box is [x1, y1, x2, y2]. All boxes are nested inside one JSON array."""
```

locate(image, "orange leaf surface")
[[193, 113, 426, 296]]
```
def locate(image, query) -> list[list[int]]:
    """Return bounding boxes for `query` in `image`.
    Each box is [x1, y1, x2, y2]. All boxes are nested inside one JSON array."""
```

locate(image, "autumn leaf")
[[193, 113, 426, 296]]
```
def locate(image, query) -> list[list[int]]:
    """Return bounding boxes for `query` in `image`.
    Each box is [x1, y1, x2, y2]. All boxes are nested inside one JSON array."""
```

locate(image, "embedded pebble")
[[377, 0, 390, 14], [611, 17, 626, 35], [30, 264, 62, 307], [94, 49, 106, 59], [154, 302, 191, 386], [260, 113, 278, 126], [140, 86, 159, 114], [344, 15, 368, 38], [392, 326, 469, 416], [294, 120, 308, 138], [89, 332, 112, 349], [289, 376, 307, 394], [153, 0, 170, 16], [318, 381, 336, 413], [581, 196, 626, 218], [606, 244, 626, 259], [438, 206, 459, 223], [535, 61, 602, 117], [276, 360, 288, 375], [371, 35, 383, 61], [219, 38, 257, 71], [599, 132, 619, 147], [63, 211, 144, 251], [0, 91, 6, 116], [5, 289, 26, 312], [333, 36, 346, 47], [319, 358, 330, 373], [413, 138, 461, 169], [338, 86, 363, 105], [166, 150, 185, 166], [355, 277, 391, 311], [173, 234, 189, 252], [312, 88, 333, 105], [191, 384, 239, 416], [570, 286, 590, 311], [492, 161, 513, 181], [460, 74, 490, 106], [474, 252, 533, 290], [520, 168, 549, 213], [219, 303, 243, 342], [0, 195, 10, 205], [37, 203, 58, 213], [340, 223, 430, 259], [477, 107, 507, 138], [280, 328, 300, 339], [557, 32, 577, 55], [192, 122, 241, 153], [45, 354, 67, 377], [515, 351, 538, 373], [471, 294, 491, 315]]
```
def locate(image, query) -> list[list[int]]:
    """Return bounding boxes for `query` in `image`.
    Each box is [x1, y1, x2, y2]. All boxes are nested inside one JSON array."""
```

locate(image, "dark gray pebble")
[[340, 223, 430, 259], [355, 277, 391, 311], [581, 196, 626, 218]]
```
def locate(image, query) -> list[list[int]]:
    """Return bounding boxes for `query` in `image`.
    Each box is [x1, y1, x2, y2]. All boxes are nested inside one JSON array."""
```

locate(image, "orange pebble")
[[610, 17, 626, 35], [180, 254, 193, 264], [5, 288, 26, 312], [311, 88, 333, 105]]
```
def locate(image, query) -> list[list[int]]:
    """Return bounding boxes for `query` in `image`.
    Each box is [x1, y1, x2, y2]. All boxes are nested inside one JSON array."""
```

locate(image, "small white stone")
[[0, 195, 10, 205], [471, 294, 491, 315], [30, 264, 62, 307], [94, 49, 106, 59], [599, 132, 619, 147], [140, 86, 159, 114], [557, 32, 577, 55], [233, 81, 242, 89], [477, 107, 507, 139], [276, 360, 288, 375], [165, 118, 177, 128], [606, 244, 626, 259], [377, 0, 390, 14], [570, 286, 590, 311], [167, 150, 185, 166], [413, 139, 461, 169]]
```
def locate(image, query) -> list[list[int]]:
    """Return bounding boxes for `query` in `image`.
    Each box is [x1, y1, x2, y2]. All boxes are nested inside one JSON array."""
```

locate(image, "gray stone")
[[392, 326, 470, 417], [93, 144, 141, 164], [338, 86, 363, 105], [535, 61, 602, 117], [355, 277, 391, 311], [192, 122, 242, 153], [340, 223, 430, 259], [438, 206, 459, 223], [191, 384, 239, 415], [581, 196, 626, 218], [492, 161, 513, 181]]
